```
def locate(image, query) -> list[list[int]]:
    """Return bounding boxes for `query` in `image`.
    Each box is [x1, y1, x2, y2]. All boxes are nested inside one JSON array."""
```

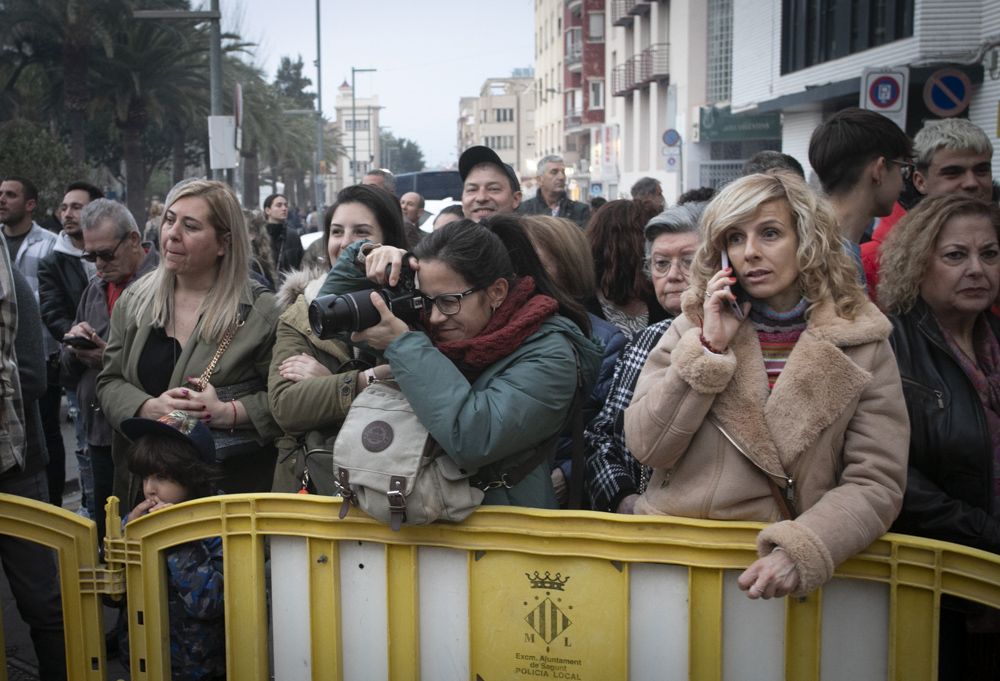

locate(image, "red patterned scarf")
[[432, 276, 558, 379]]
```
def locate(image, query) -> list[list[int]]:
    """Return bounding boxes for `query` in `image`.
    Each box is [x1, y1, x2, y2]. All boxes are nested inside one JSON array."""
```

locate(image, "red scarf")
[[432, 276, 558, 379]]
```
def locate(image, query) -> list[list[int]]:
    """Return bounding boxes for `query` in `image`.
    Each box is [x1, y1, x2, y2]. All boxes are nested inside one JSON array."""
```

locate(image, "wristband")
[[229, 400, 238, 433], [700, 333, 724, 354]]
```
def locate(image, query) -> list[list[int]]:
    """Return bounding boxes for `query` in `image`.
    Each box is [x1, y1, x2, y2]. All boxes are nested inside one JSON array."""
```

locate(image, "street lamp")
[[313, 0, 324, 210], [351, 66, 376, 184]]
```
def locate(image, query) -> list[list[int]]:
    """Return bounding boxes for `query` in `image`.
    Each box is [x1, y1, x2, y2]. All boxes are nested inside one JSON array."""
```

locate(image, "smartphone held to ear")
[[720, 251, 747, 321]]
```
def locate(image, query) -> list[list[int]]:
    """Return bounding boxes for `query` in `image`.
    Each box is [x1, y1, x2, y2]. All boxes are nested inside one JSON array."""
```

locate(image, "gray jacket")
[[61, 246, 159, 447]]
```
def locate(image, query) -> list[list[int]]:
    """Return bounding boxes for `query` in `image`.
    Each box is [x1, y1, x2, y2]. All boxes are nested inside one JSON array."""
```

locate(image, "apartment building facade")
[[333, 80, 381, 192], [730, 0, 1000, 181], [457, 72, 537, 180]]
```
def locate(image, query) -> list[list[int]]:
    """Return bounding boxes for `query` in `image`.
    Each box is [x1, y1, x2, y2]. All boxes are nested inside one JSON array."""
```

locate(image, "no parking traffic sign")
[[923, 68, 972, 118], [860, 67, 908, 130]]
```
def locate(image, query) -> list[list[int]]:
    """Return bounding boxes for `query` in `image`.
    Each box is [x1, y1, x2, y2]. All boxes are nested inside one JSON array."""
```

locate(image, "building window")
[[344, 119, 369, 132], [707, 0, 732, 103], [494, 108, 515, 122], [589, 80, 605, 110], [588, 12, 605, 41], [781, 0, 913, 74]]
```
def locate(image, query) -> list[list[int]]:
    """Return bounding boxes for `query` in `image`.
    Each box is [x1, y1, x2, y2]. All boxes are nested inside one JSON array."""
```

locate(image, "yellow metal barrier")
[[0, 493, 115, 681], [2, 492, 1000, 680]]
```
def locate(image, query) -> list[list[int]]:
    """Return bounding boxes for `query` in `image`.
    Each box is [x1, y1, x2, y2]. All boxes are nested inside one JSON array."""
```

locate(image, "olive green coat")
[[96, 280, 282, 503]]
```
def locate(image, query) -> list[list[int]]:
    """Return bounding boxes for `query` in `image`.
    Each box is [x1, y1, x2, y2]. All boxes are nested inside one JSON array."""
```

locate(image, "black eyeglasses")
[[81, 235, 128, 263], [888, 158, 915, 179], [421, 287, 483, 316]]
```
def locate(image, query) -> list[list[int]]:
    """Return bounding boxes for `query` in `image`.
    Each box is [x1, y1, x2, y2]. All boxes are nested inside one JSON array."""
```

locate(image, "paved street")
[[2, 399, 129, 681]]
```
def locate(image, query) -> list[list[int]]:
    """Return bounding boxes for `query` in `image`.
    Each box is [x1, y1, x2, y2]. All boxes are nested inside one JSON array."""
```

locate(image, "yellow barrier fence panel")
[[688, 567, 723, 681], [785, 591, 821, 681], [0, 493, 107, 681], [94, 495, 1000, 681], [469, 551, 628, 680], [386, 544, 419, 681], [308, 537, 342, 680]]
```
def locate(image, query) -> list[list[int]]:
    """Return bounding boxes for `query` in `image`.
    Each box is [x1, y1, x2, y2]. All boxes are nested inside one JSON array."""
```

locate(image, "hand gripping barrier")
[[1, 492, 999, 680]]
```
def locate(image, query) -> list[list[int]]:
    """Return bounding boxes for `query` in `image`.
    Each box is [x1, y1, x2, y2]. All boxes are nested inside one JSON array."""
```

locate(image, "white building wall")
[[733, 0, 1000, 178], [534, 0, 565, 170], [782, 110, 825, 183]]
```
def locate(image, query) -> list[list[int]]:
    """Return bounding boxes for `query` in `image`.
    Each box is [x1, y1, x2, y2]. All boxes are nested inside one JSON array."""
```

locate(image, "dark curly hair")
[[586, 199, 657, 306]]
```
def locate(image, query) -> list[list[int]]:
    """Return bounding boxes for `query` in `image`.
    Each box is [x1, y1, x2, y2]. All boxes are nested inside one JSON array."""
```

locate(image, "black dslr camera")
[[308, 262, 424, 339]]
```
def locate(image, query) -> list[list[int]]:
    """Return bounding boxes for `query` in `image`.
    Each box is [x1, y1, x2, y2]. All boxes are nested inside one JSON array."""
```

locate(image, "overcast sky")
[[226, 0, 535, 168]]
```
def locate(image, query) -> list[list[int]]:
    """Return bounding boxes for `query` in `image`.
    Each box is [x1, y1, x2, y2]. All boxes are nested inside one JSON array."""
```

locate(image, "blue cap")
[[121, 411, 215, 464]]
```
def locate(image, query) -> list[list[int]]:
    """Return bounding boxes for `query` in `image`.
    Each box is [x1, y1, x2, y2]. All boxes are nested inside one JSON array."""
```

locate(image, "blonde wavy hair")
[[689, 171, 867, 320], [134, 179, 252, 343], [877, 194, 1000, 315]]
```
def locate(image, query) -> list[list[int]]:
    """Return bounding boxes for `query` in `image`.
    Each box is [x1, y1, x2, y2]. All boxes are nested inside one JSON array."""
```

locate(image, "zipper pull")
[[785, 478, 795, 505], [934, 390, 944, 409]]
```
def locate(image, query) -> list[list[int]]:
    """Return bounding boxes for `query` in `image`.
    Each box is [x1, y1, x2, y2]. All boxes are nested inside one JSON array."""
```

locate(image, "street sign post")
[[860, 67, 908, 130]]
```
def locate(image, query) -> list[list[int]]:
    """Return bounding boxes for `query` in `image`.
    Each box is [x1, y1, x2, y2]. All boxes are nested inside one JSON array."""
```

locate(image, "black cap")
[[121, 411, 216, 465], [458, 146, 521, 193]]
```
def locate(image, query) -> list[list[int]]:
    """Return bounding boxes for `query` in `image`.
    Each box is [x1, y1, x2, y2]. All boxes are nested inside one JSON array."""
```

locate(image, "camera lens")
[[308, 290, 386, 338]]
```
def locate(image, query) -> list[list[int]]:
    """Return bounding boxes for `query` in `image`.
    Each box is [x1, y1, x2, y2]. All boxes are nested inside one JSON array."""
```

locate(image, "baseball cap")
[[458, 146, 521, 193], [121, 411, 215, 464]]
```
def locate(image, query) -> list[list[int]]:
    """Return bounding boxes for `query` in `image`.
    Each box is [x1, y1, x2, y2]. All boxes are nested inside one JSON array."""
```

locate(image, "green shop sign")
[[698, 106, 781, 141]]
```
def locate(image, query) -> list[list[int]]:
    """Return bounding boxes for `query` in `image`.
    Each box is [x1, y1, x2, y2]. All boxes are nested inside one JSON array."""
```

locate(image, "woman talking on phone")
[[624, 171, 909, 598]]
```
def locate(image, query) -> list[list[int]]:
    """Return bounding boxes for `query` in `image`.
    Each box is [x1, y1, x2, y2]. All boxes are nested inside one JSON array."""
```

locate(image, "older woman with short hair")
[[879, 194, 1000, 680], [585, 201, 705, 514], [98, 180, 282, 502], [625, 172, 908, 598]]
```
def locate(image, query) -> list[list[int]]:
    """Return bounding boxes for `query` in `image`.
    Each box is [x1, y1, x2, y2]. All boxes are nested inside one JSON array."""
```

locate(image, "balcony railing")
[[611, 60, 637, 97], [637, 42, 670, 84], [627, 0, 652, 16], [564, 110, 583, 130], [611, 0, 632, 26], [566, 27, 583, 68]]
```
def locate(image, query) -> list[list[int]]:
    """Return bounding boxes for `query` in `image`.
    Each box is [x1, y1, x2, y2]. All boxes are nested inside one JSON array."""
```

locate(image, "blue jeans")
[[66, 389, 93, 516]]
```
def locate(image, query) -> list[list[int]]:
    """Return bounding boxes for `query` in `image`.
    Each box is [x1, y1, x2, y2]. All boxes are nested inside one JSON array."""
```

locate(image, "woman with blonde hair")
[[624, 171, 908, 599], [98, 179, 282, 501], [879, 194, 1000, 680]]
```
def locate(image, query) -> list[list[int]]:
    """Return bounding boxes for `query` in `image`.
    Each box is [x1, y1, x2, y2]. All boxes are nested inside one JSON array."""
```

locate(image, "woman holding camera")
[[351, 216, 601, 507], [268, 184, 406, 493], [97, 179, 282, 501], [624, 172, 908, 598]]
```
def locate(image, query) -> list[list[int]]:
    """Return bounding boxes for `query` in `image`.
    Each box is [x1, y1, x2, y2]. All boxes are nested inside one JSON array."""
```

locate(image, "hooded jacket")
[[38, 231, 95, 342], [268, 269, 356, 494], [624, 291, 908, 595]]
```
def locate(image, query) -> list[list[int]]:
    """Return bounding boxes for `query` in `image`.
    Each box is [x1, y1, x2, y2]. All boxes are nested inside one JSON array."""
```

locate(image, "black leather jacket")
[[888, 298, 1000, 554], [38, 249, 90, 340]]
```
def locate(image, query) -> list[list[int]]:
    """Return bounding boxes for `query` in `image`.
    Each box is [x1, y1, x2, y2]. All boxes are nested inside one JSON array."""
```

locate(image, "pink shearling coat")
[[623, 292, 909, 595]]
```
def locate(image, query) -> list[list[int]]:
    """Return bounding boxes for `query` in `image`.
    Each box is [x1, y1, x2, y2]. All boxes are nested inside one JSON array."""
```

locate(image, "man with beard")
[[0, 176, 66, 507], [518, 154, 591, 227], [39, 181, 103, 515]]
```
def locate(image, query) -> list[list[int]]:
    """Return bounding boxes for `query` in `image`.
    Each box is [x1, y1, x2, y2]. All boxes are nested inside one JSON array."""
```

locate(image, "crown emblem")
[[525, 571, 570, 591]]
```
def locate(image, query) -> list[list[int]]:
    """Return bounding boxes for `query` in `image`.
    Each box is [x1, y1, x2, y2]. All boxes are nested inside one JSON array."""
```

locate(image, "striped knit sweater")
[[748, 298, 808, 390]]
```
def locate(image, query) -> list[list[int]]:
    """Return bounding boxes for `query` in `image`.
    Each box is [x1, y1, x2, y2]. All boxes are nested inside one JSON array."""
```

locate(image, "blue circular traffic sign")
[[923, 68, 971, 118], [868, 76, 901, 109], [662, 129, 681, 147]]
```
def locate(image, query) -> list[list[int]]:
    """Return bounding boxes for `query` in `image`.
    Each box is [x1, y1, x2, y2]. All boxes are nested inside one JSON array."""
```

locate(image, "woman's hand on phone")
[[702, 267, 748, 353]]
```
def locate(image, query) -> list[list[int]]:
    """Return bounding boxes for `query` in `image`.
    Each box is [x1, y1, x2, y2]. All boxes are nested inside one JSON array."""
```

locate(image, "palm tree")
[[89, 17, 210, 219]]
